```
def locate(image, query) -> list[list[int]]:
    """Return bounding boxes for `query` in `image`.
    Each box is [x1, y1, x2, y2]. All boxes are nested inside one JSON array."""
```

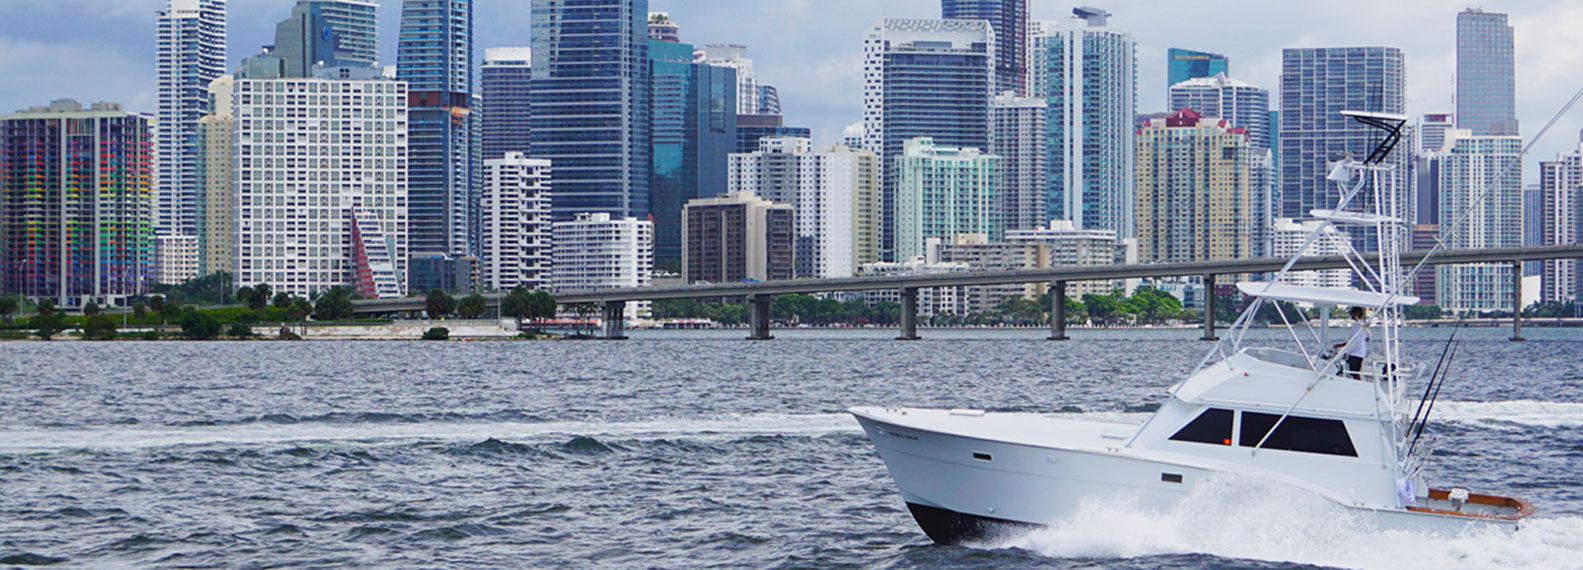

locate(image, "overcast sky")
[[4, 0, 1581, 182]]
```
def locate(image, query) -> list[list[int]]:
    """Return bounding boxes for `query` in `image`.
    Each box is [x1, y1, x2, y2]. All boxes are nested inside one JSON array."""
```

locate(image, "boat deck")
[[849, 407, 1138, 452]]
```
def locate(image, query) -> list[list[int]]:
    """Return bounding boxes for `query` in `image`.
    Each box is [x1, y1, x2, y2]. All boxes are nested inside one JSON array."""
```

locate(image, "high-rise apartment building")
[[942, 0, 1028, 96], [232, 74, 408, 298], [728, 138, 881, 278], [755, 85, 781, 116], [1437, 132, 1523, 313], [1410, 224, 1440, 306], [1166, 48, 1228, 91], [155, 235, 199, 285], [274, 0, 378, 77], [155, 0, 226, 276], [399, 0, 474, 265], [991, 93, 1048, 231], [1134, 110, 1257, 264], [1033, 9, 1136, 236], [863, 18, 994, 260], [481, 153, 551, 292], [1540, 140, 1583, 303], [1168, 73, 1269, 151], [682, 192, 794, 284], [927, 233, 1044, 313], [650, 38, 738, 266], [1279, 47, 1406, 250], [0, 100, 154, 307], [893, 138, 1001, 262], [551, 212, 653, 318], [531, 0, 651, 221], [197, 75, 234, 275], [1456, 9, 1518, 136], [481, 47, 532, 160], [647, 11, 680, 42]]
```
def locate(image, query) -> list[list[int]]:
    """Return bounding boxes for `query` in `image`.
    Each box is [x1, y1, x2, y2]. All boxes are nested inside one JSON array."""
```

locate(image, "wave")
[[0, 413, 864, 452], [2, 400, 1571, 453], [1000, 474, 1583, 570], [1432, 400, 1583, 429]]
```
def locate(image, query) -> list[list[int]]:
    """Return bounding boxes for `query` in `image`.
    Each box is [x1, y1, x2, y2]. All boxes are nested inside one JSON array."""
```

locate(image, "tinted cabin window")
[[1239, 412, 1358, 457], [1169, 408, 1233, 445]]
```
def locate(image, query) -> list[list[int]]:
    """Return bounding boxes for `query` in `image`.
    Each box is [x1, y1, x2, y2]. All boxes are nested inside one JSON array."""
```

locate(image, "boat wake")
[[0, 413, 862, 452], [997, 473, 1583, 570]]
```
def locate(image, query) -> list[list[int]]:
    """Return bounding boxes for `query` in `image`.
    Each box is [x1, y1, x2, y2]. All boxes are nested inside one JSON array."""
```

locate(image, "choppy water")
[[1, 327, 1581, 569]]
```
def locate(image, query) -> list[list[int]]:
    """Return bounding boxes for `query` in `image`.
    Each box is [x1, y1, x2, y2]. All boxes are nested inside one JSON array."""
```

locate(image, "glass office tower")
[[531, 0, 652, 221]]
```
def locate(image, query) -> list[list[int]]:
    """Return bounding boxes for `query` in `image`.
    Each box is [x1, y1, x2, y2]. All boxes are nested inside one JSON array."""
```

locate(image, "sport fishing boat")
[[850, 110, 1534, 543]]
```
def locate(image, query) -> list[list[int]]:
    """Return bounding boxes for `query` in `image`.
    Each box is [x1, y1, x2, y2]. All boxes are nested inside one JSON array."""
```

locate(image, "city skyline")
[[8, 1, 1583, 184]]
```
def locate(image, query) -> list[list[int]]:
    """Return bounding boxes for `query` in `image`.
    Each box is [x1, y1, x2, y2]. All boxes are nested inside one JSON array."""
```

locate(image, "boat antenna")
[[1400, 83, 1583, 287]]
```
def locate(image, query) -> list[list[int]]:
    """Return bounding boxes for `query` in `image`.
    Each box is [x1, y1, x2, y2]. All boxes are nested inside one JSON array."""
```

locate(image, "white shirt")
[[1343, 321, 1370, 358]]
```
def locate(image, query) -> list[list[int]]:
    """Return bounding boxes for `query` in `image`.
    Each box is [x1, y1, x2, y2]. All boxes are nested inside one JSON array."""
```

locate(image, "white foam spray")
[[999, 473, 1583, 570], [0, 413, 863, 452]]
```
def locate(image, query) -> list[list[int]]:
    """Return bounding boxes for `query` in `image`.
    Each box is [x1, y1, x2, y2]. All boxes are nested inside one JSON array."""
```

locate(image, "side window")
[[1169, 408, 1233, 445], [1240, 412, 1358, 457]]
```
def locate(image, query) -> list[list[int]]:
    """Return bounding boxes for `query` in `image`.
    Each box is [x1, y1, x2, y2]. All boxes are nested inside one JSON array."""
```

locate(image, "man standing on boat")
[[1334, 307, 1370, 379]]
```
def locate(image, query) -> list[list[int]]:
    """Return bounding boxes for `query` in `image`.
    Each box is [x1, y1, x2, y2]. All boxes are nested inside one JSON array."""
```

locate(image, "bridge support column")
[[897, 287, 920, 340], [1512, 260, 1526, 342], [748, 294, 774, 340], [1202, 274, 1218, 341], [602, 301, 628, 340], [1048, 281, 1069, 341]]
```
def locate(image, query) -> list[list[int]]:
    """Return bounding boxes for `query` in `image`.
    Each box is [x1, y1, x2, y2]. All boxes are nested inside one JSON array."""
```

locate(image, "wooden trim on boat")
[[1405, 488, 1535, 521]]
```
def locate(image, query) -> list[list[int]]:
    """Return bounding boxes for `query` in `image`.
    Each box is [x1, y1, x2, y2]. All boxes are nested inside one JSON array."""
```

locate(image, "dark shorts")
[[1346, 356, 1364, 378]]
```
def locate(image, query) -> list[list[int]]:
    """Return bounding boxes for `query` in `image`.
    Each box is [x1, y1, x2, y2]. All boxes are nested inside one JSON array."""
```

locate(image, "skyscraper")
[[273, 0, 378, 77], [399, 0, 475, 266], [155, 0, 225, 268], [893, 138, 1002, 261], [649, 38, 738, 266], [1168, 73, 1269, 151], [942, 0, 1028, 96], [1456, 9, 1518, 136], [1166, 48, 1228, 90], [1539, 136, 1583, 303], [481, 153, 552, 292], [231, 73, 409, 299], [1437, 131, 1523, 313], [481, 47, 532, 160], [1279, 47, 1406, 251], [991, 93, 1048, 231], [0, 100, 155, 307], [1033, 9, 1136, 236], [1134, 109, 1257, 264], [531, 0, 651, 220], [197, 75, 234, 276], [863, 18, 994, 260]]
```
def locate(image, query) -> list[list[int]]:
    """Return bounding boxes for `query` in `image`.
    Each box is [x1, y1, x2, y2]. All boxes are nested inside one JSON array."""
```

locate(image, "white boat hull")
[[852, 408, 1521, 544]]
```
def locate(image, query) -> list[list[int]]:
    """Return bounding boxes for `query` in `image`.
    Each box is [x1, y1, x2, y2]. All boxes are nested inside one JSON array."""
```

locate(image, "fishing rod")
[[1406, 324, 1460, 438], [1408, 333, 1461, 458]]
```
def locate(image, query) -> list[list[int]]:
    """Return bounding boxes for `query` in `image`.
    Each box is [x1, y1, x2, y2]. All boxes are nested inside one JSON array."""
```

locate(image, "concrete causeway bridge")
[[352, 244, 1583, 341]]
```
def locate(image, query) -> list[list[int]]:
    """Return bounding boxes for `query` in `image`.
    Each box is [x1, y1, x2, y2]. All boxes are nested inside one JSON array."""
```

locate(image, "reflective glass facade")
[[399, 0, 475, 262], [942, 0, 1028, 96], [1456, 9, 1518, 136], [1278, 47, 1406, 251], [649, 40, 737, 265], [531, 0, 651, 221]]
